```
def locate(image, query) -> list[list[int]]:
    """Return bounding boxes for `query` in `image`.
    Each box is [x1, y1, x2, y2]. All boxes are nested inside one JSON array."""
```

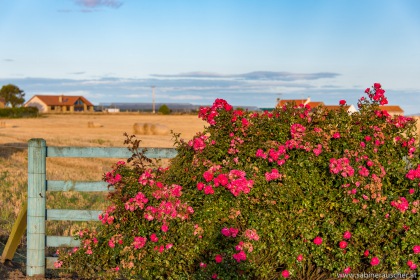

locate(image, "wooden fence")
[[23, 138, 177, 277]]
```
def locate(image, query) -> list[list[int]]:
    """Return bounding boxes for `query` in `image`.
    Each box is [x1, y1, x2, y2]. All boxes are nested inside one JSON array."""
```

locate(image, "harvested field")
[[0, 113, 205, 147]]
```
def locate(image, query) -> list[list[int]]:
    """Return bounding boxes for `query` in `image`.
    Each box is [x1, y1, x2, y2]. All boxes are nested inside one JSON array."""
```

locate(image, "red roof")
[[276, 99, 308, 107], [30, 95, 94, 106], [306, 101, 325, 108], [323, 105, 352, 111], [378, 105, 404, 113]]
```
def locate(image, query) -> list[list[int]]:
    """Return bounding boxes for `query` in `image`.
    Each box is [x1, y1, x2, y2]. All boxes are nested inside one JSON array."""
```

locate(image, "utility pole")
[[152, 86, 156, 114]]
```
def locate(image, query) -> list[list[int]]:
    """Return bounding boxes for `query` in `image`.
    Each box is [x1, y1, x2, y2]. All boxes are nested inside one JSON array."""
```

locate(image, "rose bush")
[[58, 84, 420, 279]]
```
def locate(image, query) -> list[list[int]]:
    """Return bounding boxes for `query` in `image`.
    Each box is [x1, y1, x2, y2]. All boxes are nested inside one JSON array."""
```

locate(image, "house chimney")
[[59, 95, 63, 103], [304, 97, 311, 105]]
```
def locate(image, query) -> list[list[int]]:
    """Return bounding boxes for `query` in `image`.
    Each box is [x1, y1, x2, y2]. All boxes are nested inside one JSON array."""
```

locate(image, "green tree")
[[158, 104, 171, 115], [0, 84, 25, 108]]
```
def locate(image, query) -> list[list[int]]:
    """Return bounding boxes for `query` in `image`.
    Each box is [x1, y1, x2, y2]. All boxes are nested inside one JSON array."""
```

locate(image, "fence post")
[[27, 138, 46, 277]]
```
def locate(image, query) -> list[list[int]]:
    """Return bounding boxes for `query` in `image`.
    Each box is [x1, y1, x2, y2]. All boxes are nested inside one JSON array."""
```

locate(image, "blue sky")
[[1, 0, 420, 113]]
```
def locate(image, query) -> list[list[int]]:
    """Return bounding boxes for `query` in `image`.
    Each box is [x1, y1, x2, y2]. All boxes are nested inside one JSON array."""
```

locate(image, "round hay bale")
[[133, 123, 170, 135], [150, 124, 170, 135], [88, 121, 103, 128], [133, 123, 152, 135]]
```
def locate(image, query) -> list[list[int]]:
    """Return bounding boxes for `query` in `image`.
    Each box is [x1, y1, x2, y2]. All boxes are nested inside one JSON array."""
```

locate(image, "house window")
[[51, 106, 55, 110], [66, 106, 70, 111]]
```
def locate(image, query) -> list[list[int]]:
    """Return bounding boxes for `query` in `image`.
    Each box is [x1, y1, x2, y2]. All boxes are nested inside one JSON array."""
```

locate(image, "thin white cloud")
[[152, 71, 340, 81], [74, 0, 123, 9]]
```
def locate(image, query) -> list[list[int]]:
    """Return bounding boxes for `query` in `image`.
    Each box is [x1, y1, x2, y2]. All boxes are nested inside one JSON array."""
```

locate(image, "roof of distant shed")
[[378, 105, 404, 113], [27, 95, 93, 106], [277, 99, 308, 107]]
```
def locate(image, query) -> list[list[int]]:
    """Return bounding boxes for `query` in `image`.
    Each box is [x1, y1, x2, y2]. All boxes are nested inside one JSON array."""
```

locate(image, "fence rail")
[[25, 138, 177, 277]]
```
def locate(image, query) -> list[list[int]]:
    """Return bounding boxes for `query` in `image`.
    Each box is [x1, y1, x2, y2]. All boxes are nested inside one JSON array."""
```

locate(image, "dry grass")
[[0, 113, 205, 244]]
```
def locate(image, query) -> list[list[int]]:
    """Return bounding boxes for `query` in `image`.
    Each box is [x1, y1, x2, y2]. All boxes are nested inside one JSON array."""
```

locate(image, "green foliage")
[[0, 107, 39, 118], [0, 84, 25, 108], [158, 104, 171, 115], [58, 84, 420, 279]]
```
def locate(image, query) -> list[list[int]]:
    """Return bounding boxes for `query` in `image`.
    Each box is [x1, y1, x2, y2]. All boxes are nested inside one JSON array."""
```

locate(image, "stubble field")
[[0, 113, 205, 278]]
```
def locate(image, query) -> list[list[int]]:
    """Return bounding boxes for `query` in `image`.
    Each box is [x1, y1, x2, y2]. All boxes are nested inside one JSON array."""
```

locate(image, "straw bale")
[[87, 121, 103, 128], [133, 123, 169, 135]]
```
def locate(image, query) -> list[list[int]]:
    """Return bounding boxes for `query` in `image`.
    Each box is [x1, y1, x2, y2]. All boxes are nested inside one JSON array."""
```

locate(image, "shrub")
[[158, 104, 171, 115], [0, 106, 39, 118], [58, 83, 420, 279]]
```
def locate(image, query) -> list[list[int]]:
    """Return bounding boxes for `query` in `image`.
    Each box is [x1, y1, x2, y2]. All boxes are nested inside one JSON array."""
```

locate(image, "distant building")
[[378, 105, 404, 116], [322, 105, 357, 114], [24, 95, 94, 113], [0, 97, 5, 108], [276, 98, 311, 108]]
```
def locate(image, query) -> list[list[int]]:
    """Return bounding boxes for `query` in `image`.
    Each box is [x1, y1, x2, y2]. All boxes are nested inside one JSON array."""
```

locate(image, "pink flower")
[[339, 241, 348, 249], [343, 267, 351, 274], [212, 274, 218, 279], [215, 254, 223, 263], [221, 228, 230, 237], [409, 188, 415, 194], [332, 132, 341, 139], [413, 245, 420, 254], [203, 171, 213, 182], [113, 266, 120, 271], [204, 185, 214, 195], [244, 229, 260, 241], [339, 100, 346, 105], [363, 250, 369, 257], [197, 182, 204, 191], [200, 262, 207, 268], [343, 231, 351, 239], [370, 257, 380, 266], [229, 227, 239, 237], [150, 233, 159, 243], [161, 224, 169, 232], [297, 254, 303, 262], [132, 236, 147, 249], [233, 250, 247, 262], [54, 260, 63, 268], [313, 236, 323, 245], [281, 270, 290, 278], [165, 243, 173, 250]]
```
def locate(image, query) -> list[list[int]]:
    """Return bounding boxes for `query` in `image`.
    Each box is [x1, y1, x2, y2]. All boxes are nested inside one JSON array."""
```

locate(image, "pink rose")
[[221, 228, 230, 237], [364, 250, 369, 257], [370, 257, 380, 266], [343, 231, 351, 239], [215, 254, 223, 263], [313, 236, 323, 245], [413, 245, 420, 254], [339, 100, 346, 105], [150, 233, 158, 243], [343, 267, 351, 274], [281, 270, 290, 278], [339, 241, 348, 249], [297, 254, 303, 262]]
